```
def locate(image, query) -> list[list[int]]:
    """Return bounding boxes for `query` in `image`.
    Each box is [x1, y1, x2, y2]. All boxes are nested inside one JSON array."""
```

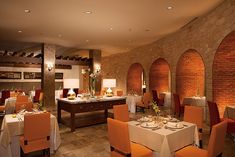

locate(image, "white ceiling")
[[0, 0, 224, 56]]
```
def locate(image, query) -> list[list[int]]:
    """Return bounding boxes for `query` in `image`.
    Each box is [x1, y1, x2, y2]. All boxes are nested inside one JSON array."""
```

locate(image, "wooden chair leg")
[[20, 147, 26, 157], [47, 148, 50, 157], [199, 139, 203, 148]]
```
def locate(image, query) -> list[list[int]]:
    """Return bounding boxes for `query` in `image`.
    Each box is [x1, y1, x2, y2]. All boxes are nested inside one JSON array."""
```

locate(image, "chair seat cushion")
[[175, 146, 207, 157], [20, 136, 50, 153], [131, 142, 153, 157]]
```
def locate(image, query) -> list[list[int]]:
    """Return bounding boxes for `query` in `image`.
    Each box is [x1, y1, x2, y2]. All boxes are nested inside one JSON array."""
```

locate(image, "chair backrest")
[[16, 95, 29, 103], [207, 121, 227, 157], [207, 101, 221, 130], [39, 92, 43, 102], [143, 92, 152, 106], [33, 89, 41, 102], [15, 102, 33, 113], [184, 105, 203, 129], [24, 112, 50, 141], [173, 93, 181, 114], [107, 118, 131, 155], [116, 90, 124, 96], [113, 104, 129, 122], [152, 90, 159, 103], [1, 90, 10, 104]]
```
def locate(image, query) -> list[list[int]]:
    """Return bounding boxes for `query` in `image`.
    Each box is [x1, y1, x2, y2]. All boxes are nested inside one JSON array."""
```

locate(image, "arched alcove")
[[127, 63, 144, 95], [176, 49, 205, 101], [149, 58, 171, 93], [213, 31, 235, 116]]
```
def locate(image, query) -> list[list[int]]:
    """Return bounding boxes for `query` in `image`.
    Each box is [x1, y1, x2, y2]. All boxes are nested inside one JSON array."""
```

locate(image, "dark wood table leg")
[[71, 112, 75, 132], [57, 103, 61, 123], [104, 109, 108, 118]]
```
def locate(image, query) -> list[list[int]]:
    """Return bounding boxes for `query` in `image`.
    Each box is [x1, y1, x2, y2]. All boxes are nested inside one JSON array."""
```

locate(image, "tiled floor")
[[1, 107, 235, 157]]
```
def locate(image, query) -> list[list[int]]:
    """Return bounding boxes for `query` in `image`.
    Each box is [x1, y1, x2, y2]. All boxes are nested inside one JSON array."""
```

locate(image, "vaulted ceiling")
[[0, 0, 224, 56]]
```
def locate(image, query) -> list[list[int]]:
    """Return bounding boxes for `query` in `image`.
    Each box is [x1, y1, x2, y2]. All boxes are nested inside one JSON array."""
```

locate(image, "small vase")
[[90, 80, 96, 97]]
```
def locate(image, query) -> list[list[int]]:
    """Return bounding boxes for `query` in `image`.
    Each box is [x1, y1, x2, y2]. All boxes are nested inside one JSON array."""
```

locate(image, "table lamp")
[[103, 79, 116, 97], [63, 79, 79, 100]]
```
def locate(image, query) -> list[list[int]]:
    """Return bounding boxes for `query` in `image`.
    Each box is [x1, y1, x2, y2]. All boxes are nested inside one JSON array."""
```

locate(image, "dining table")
[[126, 95, 142, 113], [128, 117, 199, 157], [0, 113, 61, 157], [183, 96, 207, 121], [159, 92, 171, 107]]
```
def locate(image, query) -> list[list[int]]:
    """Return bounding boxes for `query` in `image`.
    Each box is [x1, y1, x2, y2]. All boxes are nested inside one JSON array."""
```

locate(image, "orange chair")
[[113, 104, 129, 122], [175, 121, 227, 157], [15, 102, 33, 113], [136, 92, 152, 113], [173, 93, 185, 117], [184, 106, 203, 148], [0, 105, 5, 116], [16, 95, 29, 103], [107, 118, 153, 157], [20, 112, 50, 157], [116, 90, 124, 96]]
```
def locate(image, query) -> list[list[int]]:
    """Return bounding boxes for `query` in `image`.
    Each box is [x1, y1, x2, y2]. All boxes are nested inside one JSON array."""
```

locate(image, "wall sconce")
[[47, 63, 54, 71]]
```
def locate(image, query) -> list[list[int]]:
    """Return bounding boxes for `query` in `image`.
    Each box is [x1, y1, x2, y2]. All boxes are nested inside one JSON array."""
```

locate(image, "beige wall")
[[101, 0, 235, 101]]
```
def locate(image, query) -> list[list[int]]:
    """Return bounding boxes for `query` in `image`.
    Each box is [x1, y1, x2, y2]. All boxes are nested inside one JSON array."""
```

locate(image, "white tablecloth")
[[4, 97, 31, 114], [183, 96, 207, 121], [0, 114, 61, 157], [128, 121, 198, 157], [224, 105, 235, 120], [126, 95, 142, 113], [159, 92, 171, 107]]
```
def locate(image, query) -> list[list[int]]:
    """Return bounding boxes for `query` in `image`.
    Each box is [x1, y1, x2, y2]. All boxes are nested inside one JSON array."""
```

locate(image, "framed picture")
[[0, 71, 21, 79]]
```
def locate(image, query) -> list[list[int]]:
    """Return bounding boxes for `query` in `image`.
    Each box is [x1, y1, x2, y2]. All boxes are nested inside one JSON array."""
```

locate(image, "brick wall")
[[213, 31, 235, 116], [127, 63, 143, 95], [149, 58, 170, 93], [176, 49, 205, 101], [102, 0, 235, 115]]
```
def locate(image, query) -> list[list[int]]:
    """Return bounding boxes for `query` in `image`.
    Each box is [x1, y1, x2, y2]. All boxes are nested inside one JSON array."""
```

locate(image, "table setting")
[[128, 113, 199, 157]]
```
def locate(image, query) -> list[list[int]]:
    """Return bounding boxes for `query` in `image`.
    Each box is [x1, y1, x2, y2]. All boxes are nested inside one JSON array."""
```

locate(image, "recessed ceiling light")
[[86, 39, 89, 42], [58, 34, 62, 38], [167, 6, 173, 10], [110, 27, 113, 31], [84, 11, 92, 14], [24, 9, 31, 13], [18, 30, 22, 33]]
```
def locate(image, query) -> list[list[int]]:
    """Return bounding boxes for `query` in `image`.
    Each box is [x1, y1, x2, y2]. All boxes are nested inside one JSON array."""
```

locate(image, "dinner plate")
[[166, 122, 183, 129], [137, 117, 152, 122], [140, 122, 160, 128]]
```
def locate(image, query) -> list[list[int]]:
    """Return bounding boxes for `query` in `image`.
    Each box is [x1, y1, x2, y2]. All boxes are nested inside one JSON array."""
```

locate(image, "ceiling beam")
[[0, 56, 91, 66]]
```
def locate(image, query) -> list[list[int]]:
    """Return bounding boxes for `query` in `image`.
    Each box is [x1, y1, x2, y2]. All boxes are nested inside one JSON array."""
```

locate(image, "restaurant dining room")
[[0, 0, 235, 157]]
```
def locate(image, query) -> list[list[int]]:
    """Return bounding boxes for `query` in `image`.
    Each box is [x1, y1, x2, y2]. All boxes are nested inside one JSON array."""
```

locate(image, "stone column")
[[89, 49, 101, 92], [41, 44, 55, 107]]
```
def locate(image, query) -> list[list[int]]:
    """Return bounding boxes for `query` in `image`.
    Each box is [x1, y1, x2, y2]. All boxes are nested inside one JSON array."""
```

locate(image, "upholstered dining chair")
[[136, 92, 152, 113], [152, 90, 164, 106], [1, 90, 10, 105], [113, 104, 129, 122], [15, 102, 33, 113], [16, 95, 29, 103], [175, 121, 227, 157], [107, 118, 153, 157], [173, 93, 185, 117], [33, 89, 42, 103], [116, 90, 124, 96], [207, 101, 235, 134], [20, 112, 50, 157], [184, 105, 204, 148]]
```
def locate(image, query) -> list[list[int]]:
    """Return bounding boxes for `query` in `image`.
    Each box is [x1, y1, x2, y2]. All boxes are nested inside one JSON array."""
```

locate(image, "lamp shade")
[[103, 79, 116, 88], [63, 79, 79, 88]]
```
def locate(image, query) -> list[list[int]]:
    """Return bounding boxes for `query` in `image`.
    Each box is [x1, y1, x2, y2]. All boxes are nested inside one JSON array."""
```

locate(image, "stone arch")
[[213, 31, 235, 116], [176, 49, 205, 101], [127, 63, 144, 95], [149, 58, 171, 93]]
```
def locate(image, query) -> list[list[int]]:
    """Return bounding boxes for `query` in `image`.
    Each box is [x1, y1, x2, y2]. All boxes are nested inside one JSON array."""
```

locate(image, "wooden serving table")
[[57, 96, 126, 132]]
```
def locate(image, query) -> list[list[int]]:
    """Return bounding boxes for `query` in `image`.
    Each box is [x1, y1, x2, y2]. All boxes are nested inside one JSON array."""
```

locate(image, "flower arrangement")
[[152, 101, 160, 114]]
